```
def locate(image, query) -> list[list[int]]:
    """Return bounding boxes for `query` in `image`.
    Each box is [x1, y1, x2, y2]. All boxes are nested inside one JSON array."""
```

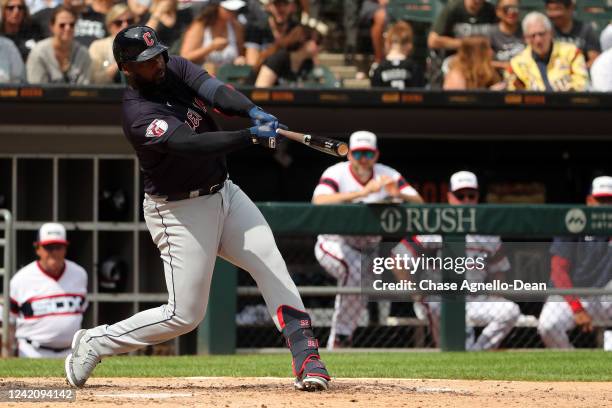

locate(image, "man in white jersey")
[[312, 130, 424, 349], [8, 223, 88, 358], [391, 171, 520, 350]]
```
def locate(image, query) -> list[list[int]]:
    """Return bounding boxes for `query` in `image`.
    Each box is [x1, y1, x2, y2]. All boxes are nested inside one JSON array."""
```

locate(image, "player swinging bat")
[[277, 129, 349, 158]]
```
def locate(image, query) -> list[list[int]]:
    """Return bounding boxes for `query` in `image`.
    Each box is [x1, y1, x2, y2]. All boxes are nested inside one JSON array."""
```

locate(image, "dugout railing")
[[221, 203, 612, 353], [0, 209, 13, 357]]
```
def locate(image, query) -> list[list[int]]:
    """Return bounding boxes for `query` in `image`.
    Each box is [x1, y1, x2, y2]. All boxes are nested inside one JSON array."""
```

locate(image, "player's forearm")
[[203, 81, 255, 116], [312, 191, 364, 204], [401, 192, 424, 203], [166, 127, 252, 156]]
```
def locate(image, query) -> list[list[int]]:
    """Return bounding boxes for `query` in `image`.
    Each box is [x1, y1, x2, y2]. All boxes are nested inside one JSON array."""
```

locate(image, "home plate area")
[[4, 377, 609, 407]]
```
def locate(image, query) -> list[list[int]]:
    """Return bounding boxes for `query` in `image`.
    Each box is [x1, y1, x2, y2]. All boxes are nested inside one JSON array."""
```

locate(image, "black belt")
[[24, 339, 71, 353], [164, 182, 224, 202]]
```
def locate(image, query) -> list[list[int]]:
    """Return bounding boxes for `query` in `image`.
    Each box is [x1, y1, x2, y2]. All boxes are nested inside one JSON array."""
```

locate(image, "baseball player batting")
[[64, 26, 330, 391]]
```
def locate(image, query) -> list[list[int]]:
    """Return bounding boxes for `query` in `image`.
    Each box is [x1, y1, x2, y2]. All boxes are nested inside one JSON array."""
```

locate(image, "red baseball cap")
[[36, 223, 69, 246]]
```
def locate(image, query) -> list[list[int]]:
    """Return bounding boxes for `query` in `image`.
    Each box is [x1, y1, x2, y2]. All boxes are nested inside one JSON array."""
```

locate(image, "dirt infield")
[[2, 377, 611, 408]]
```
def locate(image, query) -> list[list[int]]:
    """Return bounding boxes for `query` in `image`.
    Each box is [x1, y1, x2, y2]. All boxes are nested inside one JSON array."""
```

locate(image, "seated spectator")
[[370, 21, 424, 89], [26, 5, 91, 84], [545, 0, 600, 68], [489, 0, 524, 70], [591, 24, 612, 92], [180, 0, 245, 74], [1, 0, 43, 60], [32, 0, 107, 47], [8, 223, 88, 358], [75, 0, 111, 47], [127, 0, 150, 25], [244, 0, 298, 67], [505, 12, 588, 91], [305, 0, 359, 63], [0, 35, 26, 82], [254, 24, 321, 87], [428, 0, 496, 53], [443, 36, 501, 90], [360, 0, 387, 63], [144, 0, 193, 52], [89, 4, 134, 84], [26, 0, 59, 15]]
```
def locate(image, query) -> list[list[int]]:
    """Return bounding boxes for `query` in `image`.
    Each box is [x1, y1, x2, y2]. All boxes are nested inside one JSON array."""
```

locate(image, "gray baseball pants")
[[86, 179, 304, 355]]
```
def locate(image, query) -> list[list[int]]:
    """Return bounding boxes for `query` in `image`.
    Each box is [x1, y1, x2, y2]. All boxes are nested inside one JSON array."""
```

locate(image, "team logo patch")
[[143, 31, 154, 47], [146, 119, 168, 138]]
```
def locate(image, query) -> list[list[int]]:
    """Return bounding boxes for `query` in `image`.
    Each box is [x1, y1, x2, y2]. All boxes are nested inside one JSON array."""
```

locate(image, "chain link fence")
[[235, 234, 612, 350]]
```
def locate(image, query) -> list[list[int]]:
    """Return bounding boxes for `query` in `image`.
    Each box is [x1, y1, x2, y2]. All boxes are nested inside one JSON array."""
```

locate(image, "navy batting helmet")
[[112, 26, 168, 69]]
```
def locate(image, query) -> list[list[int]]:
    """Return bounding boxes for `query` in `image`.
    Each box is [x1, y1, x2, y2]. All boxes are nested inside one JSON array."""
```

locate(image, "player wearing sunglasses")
[[391, 170, 521, 351], [312, 130, 423, 349]]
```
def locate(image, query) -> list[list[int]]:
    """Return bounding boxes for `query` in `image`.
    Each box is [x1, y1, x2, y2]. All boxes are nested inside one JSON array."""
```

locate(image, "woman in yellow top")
[[505, 11, 588, 91]]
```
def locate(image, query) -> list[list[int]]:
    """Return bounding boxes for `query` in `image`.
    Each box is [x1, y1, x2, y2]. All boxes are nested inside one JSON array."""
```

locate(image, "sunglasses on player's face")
[[351, 150, 376, 160], [454, 191, 479, 201], [42, 243, 66, 252]]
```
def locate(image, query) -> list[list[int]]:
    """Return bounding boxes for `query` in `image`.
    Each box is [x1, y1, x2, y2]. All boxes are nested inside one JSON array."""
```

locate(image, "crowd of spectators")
[[0, 0, 610, 91]]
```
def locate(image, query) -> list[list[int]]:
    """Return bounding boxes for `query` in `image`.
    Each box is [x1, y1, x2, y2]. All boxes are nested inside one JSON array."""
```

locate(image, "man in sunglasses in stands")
[[7, 223, 88, 358], [312, 130, 424, 349]]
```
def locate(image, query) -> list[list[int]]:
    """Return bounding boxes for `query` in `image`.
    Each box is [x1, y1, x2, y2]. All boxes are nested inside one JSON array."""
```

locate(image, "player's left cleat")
[[294, 373, 329, 391], [65, 329, 101, 388], [278, 305, 331, 392], [294, 355, 330, 391]]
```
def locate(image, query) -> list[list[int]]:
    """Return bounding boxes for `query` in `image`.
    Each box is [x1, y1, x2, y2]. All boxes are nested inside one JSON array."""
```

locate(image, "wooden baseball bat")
[[276, 129, 349, 158]]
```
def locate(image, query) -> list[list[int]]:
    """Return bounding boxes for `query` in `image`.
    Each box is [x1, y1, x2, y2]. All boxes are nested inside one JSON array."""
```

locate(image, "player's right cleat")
[[65, 329, 101, 388], [278, 305, 331, 392]]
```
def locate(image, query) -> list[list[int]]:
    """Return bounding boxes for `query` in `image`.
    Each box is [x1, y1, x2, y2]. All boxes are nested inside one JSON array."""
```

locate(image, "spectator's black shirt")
[[432, 0, 496, 38], [75, 6, 106, 47], [245, 15, 297, 51], [2, 23, 43, 60], [370, 58, 425, 89], [488, 25, 524, 62], [554, 19, 601, 56], [263, 49, 313, 86], [141, 9, 193, 51], [122, 56, 227, 195]]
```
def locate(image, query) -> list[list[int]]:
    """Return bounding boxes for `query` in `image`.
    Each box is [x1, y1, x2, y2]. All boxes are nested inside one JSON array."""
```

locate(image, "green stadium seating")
[[576, 0, 612, 34], [215, 64, 254, 86], [387, 0, 444, 23], [303, 65, 340, 88]]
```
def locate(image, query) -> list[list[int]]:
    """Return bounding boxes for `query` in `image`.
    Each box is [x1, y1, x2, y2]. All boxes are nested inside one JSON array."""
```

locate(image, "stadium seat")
[[216, 64, 254, 86], [575, 0, 612, 34], [303, 65, 340, 88], [387, 0, 444, 24]]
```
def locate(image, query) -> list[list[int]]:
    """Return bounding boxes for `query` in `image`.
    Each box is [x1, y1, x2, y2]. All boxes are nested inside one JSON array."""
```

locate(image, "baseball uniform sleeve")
[[129, 114, 251, 156], [169, 56, 255, 117], [486, 238, 511, 274], [384, 166, 420, 196], [313, 167, 341, 197]]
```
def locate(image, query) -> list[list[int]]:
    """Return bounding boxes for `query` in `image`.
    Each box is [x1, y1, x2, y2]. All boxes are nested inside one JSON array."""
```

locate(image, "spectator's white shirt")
[[590, 49, 612, 92], [10, 259, 87, 348]]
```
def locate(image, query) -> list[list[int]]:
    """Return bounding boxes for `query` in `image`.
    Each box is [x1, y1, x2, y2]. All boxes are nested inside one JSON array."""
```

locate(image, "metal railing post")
[[1, 209, 13, 358]]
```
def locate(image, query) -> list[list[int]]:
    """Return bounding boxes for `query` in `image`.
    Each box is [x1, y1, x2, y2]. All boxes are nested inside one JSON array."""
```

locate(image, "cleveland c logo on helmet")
[[143, 32, 154, 47]]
